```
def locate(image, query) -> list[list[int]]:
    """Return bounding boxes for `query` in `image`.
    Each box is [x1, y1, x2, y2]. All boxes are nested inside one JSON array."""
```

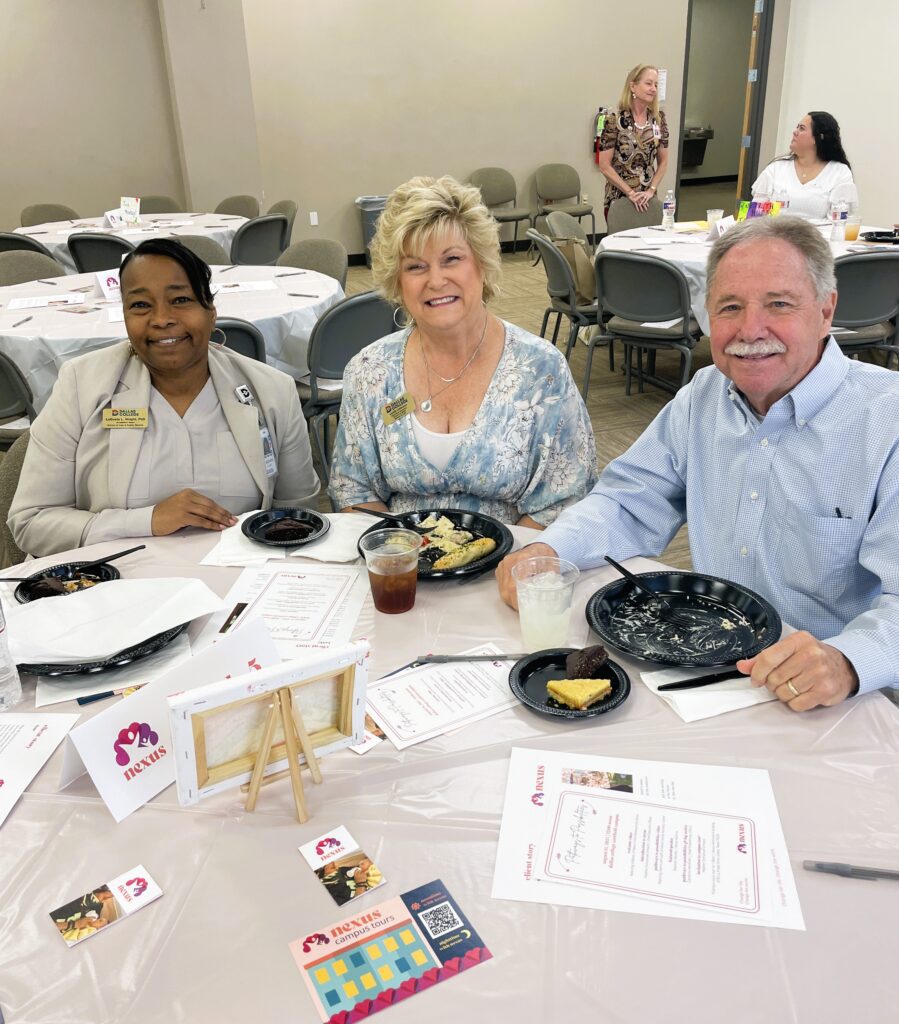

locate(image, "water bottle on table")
[[662, 189, 676, 230], [829, 200, 848, 241], [0, 603, 21, 710]]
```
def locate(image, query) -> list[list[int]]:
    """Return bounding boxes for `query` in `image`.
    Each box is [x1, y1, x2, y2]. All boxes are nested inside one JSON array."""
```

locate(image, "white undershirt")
[[410, 414, 465, 473]]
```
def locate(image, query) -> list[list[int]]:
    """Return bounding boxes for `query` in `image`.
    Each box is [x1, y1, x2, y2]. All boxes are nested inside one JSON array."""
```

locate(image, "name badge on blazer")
[[102, 408, 148, 429], [381, 391, 415, 425], [234, 385, 277, 477]]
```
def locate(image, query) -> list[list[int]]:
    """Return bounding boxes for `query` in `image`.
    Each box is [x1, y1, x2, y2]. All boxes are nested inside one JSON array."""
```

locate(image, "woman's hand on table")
[[151, 489, 238, 535], [496, 541, 560, 610], [737, 631, 860, 711]]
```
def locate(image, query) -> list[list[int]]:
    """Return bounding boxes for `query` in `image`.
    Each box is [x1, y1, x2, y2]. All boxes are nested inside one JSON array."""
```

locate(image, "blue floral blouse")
[[328, 321, 597, 525]]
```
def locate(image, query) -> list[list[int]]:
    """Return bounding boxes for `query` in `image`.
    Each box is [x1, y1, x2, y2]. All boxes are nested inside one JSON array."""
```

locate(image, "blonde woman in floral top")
[[598, 64, 669, 217], [328, 176, 596, 527]]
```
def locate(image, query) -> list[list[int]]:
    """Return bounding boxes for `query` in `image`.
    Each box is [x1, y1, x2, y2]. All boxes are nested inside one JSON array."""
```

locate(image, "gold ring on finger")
[[787, 680, 800, 698]]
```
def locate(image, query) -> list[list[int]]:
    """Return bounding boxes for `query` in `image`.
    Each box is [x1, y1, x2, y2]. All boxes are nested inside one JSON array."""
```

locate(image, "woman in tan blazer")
[[9, 239, 319, 557]]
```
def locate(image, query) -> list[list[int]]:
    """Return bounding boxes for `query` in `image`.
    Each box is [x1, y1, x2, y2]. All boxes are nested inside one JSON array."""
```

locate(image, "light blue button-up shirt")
[[544, 339, 899, 694]]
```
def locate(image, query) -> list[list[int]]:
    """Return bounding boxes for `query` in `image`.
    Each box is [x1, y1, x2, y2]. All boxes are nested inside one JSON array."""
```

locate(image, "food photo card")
[[49, 864, 162, 947], [299, 825, 386, 907], [289, 879, 491, 1023]]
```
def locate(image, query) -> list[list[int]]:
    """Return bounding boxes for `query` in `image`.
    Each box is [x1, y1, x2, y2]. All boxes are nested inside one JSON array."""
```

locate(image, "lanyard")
[[234, 384, 277, 477]]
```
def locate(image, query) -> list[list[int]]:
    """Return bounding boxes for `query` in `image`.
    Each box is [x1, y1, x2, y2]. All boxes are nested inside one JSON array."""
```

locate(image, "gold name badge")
[[102, 407, 149, 429], [380, 391, 416, 425]]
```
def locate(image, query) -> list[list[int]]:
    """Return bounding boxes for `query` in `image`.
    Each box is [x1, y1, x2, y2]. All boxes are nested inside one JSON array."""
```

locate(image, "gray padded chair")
[[831, 252, 899, 366], [605, 196, 664, 234], [0, 431, 30, 567], [215, 195, 260, 219], [526, 229, 599, 362], [67, 233, 135, 273], [469, 168, 531, 252], [545, 210, 592, 250], [0, 232, 55, 259], [0, 250, 67, 286], [277, 239, 348, 289], [297, 290, 397, 485], [230, 215, 288, 266], [593, 250, 701, 397], [139, 195, 183, 214], [535, 164, 596, 245], [0, 352, 35, 451], [174, 234, 230, 265], [21, 203, 79, 227], [216, 318, 267, 362], [266, 200, 298, 250]]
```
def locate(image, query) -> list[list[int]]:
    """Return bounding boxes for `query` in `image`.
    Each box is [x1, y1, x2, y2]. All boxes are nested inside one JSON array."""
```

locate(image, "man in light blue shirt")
[[497, 216, 899, 711]]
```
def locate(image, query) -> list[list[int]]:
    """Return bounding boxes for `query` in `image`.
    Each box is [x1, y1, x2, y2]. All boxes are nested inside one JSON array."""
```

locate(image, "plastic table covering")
[[1, 523, 897, 1024]]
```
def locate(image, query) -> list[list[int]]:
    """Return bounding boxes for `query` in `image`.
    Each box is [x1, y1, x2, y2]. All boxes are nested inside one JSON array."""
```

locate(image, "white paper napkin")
[[5, 578, 223, 665], [201, 511, 370, 567], [641, 665, 776, 723]]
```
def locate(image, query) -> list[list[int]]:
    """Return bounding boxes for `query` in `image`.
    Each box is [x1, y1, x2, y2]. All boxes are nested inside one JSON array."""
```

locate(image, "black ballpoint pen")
[[803, 860, 899, 881], [657, 669, 747, 691]]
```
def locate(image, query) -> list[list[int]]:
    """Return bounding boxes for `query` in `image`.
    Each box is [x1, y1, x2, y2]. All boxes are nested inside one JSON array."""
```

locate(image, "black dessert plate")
[[357, 508, 513, 580], [241, 508, 329, 547], [17, 622, 189, 677], [14, 560, 121, 604], [508, 648, 631, 719], [859, 231, 899, 244], [585, 570, 781, 666]]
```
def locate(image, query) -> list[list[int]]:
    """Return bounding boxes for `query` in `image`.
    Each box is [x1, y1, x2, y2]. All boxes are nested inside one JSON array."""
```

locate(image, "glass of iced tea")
[[359, 529, 422, 614]]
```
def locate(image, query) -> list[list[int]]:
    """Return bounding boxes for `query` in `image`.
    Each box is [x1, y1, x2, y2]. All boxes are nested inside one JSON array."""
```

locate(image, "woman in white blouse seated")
[[751, 111, 855, 220], [9, 238, 319, 556]]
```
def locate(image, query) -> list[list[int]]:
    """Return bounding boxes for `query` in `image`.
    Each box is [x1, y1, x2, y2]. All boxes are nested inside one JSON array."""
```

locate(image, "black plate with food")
[[859, 230, 899, 244], [241, 508, 329, 547], [585, 570, 781, 666], [509, 647, 631, 719], [14, 561, 121, 604], [357, 508, 513, 580], [17, 622, 190, 677]]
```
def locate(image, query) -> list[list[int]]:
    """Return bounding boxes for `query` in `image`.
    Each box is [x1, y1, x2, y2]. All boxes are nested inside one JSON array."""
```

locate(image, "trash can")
[[355, 195, 389, 267]]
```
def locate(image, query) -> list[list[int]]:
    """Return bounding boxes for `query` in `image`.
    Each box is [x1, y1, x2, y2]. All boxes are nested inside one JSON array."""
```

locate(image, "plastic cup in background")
[[706, 208, 724, 227], [844, 215, 862, 242], [359, 529, 422, 614], [511, 556, 580, 652]]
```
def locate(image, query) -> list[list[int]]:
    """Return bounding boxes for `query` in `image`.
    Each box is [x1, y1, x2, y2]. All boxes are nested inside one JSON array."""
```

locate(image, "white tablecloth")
[[15, 213, 247, 274], [0, 265, 343, 410], [0, 522, 897, 1022]]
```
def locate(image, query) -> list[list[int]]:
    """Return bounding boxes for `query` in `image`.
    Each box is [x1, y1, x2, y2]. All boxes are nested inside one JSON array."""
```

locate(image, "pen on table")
[[276, 271, 306, 277], [37, 279, 58, 285], [77, 690, 116, 706], [11, 316, 33, 328], [217, 265, 237, 274], [803, 860, 899, 881], [657, 669, 747, 691], [289, 292, 320, 298]]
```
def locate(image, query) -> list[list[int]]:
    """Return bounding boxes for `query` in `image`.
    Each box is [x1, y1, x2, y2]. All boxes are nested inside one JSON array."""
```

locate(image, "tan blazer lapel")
[[107, 357, 152, 508], [209, 358, 271, 501]]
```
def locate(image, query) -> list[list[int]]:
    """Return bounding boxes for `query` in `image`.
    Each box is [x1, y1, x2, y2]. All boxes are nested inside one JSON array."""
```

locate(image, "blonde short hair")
[[619, 64, 661, 121], [370, 175, 502, 314]]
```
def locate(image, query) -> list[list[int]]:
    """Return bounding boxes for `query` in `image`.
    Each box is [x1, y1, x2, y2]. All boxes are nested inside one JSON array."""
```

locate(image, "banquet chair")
[[534, 164, 596, 245], [594, 250, 701, 398], [67, 233, 134, 274], [297, 290, 397, 486], [217, 317, 267, 362], [0, 251, 67, 286], [173, 235, 230, 265], [545, 210, 593, 254], [20, 203, 79, 227], [526, 229, 599, 363], [230, 216, 288, 266], [468, 168, 531, 252], [139, 195, 183, 214], [266, 200, 298, 250], [215, 195, 260, 219], [0, 431, 30, 567], [605, 195, 664, 234], [0, 233, 55, 259], [0, 352, 35, 450], [832, 252, 899, 367], [277, 239, 348, 289]]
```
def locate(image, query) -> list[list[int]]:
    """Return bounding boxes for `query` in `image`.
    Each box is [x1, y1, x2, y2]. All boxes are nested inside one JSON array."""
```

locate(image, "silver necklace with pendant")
[[419, 312, 489, 413]]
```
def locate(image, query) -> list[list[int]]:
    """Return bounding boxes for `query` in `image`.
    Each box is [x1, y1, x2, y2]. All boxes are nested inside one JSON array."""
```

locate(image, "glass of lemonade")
[[359, 529, 422, 614], [844, 215, 862, 242], [511, 556, 580, 652]]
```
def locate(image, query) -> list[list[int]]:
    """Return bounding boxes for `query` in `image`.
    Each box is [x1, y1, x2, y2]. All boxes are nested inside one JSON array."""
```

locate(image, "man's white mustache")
[[724, 340, 787, 356]]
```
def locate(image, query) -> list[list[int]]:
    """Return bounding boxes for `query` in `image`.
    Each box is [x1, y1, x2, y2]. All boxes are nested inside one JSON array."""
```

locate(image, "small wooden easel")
[[242, 686, 322, 823]]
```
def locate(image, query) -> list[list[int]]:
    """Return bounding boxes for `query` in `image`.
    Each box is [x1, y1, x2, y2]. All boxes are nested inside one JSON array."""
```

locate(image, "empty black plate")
[[357, 508, 513, 580], [17, 622, 189, 677], [14, 560, 121, 604], [585, 570, 781, 666], [509, 648, 631, 720], [241, 508, 329, 547], [860, 231, 899, 244]]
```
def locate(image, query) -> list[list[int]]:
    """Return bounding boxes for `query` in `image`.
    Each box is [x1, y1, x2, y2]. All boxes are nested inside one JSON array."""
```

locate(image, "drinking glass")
[[512, 557, 579, 652], [359, 529, 421, 614]]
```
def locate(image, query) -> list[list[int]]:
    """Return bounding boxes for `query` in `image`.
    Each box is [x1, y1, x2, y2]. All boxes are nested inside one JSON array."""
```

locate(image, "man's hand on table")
[[151, 489, 238, 536], [496, 542, 560, 610], [737, 631, 860, 711]]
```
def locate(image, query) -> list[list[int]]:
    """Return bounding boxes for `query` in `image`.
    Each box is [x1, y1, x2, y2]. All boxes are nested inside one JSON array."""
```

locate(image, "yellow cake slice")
[[546, 677, 612, 710]]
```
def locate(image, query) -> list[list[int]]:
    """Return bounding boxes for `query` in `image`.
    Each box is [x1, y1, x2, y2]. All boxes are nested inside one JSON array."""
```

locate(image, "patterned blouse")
[[328, 321, 598, 526], [599, 108, 669, 206]]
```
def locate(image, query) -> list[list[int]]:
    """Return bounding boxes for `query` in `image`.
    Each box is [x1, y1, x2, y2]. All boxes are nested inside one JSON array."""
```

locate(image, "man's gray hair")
[[705, 215, 837, 304]]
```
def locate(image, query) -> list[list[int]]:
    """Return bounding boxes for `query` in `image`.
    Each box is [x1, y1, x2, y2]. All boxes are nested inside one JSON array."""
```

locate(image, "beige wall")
[[242, 0, 690, 252], [0, 0, 183, 231]]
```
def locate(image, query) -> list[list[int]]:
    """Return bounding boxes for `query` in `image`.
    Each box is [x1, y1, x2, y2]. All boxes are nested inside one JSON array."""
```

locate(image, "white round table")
[[0, 265, 343, 411], [15, 212, 248, 274]]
